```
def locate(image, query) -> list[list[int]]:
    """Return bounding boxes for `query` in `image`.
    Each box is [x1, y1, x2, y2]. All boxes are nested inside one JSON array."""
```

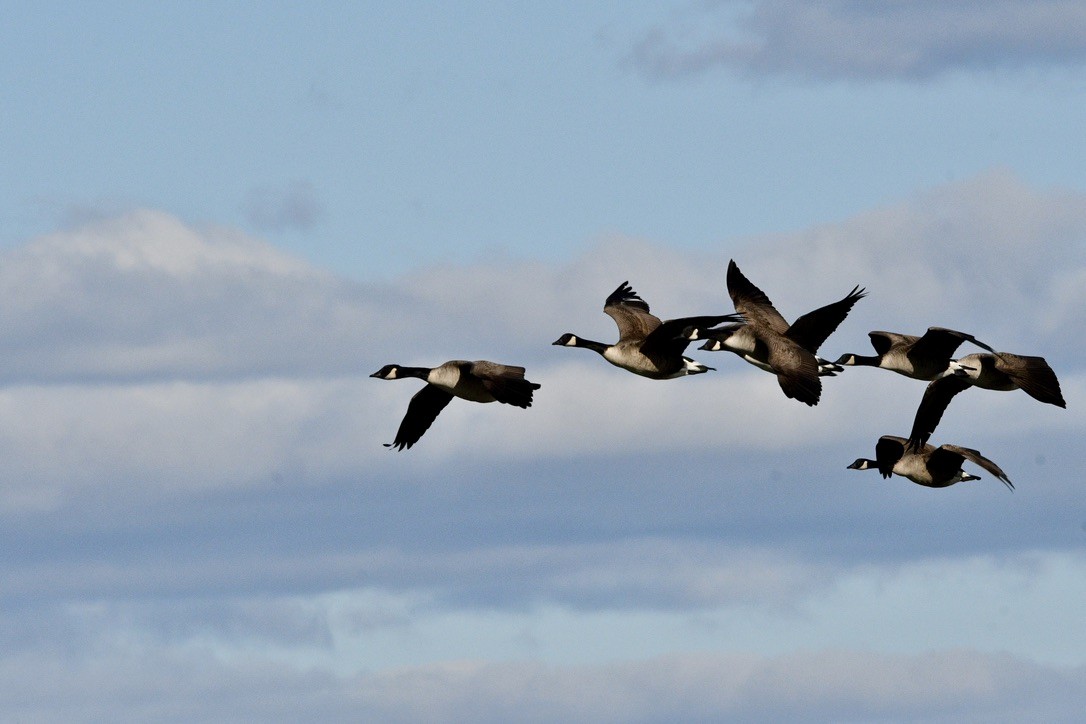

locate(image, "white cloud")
[[350, 650, 1086, 723], [0, 172, 1083, 514], [632, 0, 1086, 81], [733, 170, 1086, 353], [7, 551, 1086, 722], [0, 376, 389, 511], [6, 171, 1083, 386]]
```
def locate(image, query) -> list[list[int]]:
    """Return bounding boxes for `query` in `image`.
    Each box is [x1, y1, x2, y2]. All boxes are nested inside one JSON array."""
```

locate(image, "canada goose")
[[906, 351, 1066, 449], [699, 326, 847, 377], [552, 281, 744, 379], [834, 327, 994, 380], [847, 435, 1013, 490], [371, 360, 540, 450], [689, 260, 865, 406]]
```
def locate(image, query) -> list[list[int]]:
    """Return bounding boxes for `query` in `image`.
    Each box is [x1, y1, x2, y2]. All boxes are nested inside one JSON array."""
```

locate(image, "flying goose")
[[906, 351, 1065, 449], [834, 327, 994, 380], [371, 360, 541, 450], [552, 281, 744, 379], [847, 435, 1013, 490], [689, 260, 865, 406]]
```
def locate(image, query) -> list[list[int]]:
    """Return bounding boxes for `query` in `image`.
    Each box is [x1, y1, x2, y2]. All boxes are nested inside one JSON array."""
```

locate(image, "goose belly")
[[603, 346, 671, 377], [722, 333, 771, 372], [453, 382, 498, 402], [884, 352, 952, 381], [894, 456, 933, 485], [880, 351, 922, 378]]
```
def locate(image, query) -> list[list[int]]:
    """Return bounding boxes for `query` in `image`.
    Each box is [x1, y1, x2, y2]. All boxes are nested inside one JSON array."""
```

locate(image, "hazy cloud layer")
[[0, 210, 363, 383], [349, 650, 1086, 724], [1, 171, 1081, 512], [2, 173, 1084, 720], [632, 1, 1086, 81], [3, 640, 1084, 722], [4, 169, 1083, 385]]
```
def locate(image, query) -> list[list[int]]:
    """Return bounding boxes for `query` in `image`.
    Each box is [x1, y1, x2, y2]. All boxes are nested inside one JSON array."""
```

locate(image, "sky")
[[2, 1, 1085, 721]]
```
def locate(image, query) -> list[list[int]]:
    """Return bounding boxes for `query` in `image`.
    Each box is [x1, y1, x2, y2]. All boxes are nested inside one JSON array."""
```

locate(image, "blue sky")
[[2, 2, 1086, 721]]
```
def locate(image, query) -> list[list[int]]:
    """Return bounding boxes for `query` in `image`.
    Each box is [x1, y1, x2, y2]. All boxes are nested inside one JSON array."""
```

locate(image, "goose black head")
[[370, 364, 401, 379], [552, 333, 579, 346]]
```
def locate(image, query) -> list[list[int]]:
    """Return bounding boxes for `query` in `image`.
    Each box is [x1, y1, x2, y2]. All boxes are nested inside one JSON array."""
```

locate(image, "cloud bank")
[[2, 171, 1085, 720], [632, 1, 1086, 81]]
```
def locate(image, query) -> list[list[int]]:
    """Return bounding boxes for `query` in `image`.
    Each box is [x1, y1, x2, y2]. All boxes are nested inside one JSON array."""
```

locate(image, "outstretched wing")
[[910, 327, 993, 362], [941, 444, 1014, 490], [868, 330, 916, 356], [603, 281, 660, 342], [995, 353, 1066, 407], [642, 313, 745, 358], [726, 260, 789, 334], [906, 375, 972, 449], [786, 286, 866, 353], [386, 385, 454, 451]]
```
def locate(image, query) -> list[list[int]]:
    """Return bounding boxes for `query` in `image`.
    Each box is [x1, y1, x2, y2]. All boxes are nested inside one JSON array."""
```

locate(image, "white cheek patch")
[[386, 369, 398, 379], [566, 335, 579, 346]]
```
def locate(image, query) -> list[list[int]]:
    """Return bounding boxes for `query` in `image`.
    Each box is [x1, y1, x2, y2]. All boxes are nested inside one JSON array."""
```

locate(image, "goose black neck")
[[575, 337, 610, 355], [849, 354, 881, 367]]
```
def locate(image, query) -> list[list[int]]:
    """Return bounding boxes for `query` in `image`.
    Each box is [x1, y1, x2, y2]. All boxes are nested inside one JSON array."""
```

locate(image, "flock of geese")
[[372, 260, 1065, 491]]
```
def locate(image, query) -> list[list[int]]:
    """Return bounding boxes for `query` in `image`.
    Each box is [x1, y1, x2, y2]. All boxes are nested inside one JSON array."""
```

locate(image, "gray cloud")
[[2, 640, 1083, 722], [0, 210, 375, 385], [6, 170, 1083, 389], [2, 178, 1086, 720], [349, 651, 1086, 724], [632, 1, 1086, 81], [1, 171, 1082, 516]]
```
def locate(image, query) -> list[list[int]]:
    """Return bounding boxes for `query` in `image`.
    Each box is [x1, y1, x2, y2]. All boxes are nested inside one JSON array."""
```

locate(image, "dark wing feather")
[[386, 384, 454, 451], [726, 260, 789, 334], [910, 327, 993, 362], [926, 446, 969, 484], [767, 339, 821, 406], [603, 281, 660, 341], [996, 353, 1066, 407], [471, 361, 541, 409], [868, 332, 903, 358], [867, 331, 915, 356], [642, 313, 745, 357], [604, 281, 650, 313], [940, 444, 1014, 490], [874, 435, 908, 479], [906, 375, 972, 450], [786, 286, 866, 353]]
